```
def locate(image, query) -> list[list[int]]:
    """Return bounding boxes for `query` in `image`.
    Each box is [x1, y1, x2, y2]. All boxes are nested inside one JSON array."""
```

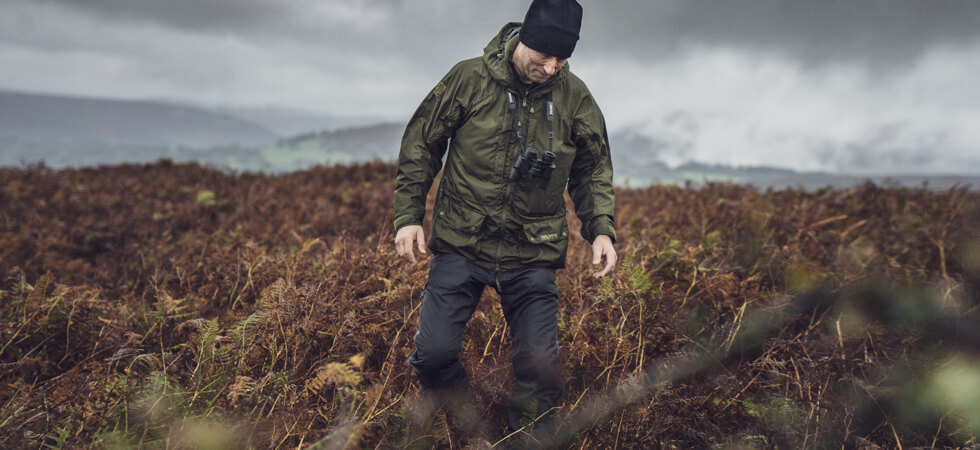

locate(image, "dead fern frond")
[[259, 278, 289, 309], [306, 367, 330, 396], [306, 361, 362, 397], [155, 288, 186, 316], [348, 354, 365, 370], [25, 272, 54, 306], [325, 362, 362, 386], [227, 375, 257, 407]]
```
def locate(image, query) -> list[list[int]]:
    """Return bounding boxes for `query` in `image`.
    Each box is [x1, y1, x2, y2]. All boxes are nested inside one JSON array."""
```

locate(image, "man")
[[393, 0, 616, 442]]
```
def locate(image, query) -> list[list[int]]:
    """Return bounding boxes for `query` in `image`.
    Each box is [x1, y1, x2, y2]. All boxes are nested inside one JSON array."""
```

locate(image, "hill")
[[209, 105, 382, 136], [265, 124, 980, 190], [0, 91, 975, 190], [0, 89, 277, 147]]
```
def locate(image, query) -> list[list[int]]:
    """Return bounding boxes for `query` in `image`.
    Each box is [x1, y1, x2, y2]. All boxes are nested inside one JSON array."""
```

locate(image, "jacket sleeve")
[[393, 64, 470, 232], [567, 92, 616, 244]]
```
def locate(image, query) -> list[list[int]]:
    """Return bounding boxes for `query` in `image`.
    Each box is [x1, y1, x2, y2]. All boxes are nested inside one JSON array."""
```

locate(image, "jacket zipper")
[[493, 87, 532, 291]]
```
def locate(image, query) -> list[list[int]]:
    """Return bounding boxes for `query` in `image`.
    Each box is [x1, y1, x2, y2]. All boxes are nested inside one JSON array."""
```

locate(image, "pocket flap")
[[437, 201, 486, 234], [522, 215, 568, 243]]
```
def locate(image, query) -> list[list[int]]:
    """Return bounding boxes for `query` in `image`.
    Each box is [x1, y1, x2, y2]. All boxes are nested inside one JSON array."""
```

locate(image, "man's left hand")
[[591, 234, 617, 278]]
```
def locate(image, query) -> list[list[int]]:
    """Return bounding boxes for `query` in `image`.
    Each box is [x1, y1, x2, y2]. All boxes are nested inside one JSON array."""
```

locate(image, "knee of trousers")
[[512, 341, 559, 381], [408, 332, 461, 373]]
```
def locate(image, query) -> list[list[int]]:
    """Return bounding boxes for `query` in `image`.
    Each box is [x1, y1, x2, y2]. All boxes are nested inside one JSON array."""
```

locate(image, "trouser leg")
[[408, 252, 485, 390], [497, 265, 562, 437]]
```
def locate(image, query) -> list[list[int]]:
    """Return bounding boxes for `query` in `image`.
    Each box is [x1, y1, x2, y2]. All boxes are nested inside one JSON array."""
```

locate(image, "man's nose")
[[543, 58, 558, 75]]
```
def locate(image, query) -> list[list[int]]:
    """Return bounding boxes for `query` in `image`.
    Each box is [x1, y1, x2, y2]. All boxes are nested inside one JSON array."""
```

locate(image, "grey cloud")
[[29, 0, 523, 52], [29, 0, 980, 68], [12, 0, 978, 113], [3, 0, 979, 174], [811, 124, 968, 173], [662, 111, 700, 136], [581, 0, 980, 67], [16, 0, 531, 87], [33, 0, 288, 33]]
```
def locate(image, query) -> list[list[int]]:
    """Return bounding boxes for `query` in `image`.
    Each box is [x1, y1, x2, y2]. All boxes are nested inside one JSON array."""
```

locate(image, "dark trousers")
[[408, 252, 562, 434]]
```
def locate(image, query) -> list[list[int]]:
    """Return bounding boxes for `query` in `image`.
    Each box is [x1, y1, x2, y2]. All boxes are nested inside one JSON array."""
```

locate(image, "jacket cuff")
[[393, 214, 422, 234], [587, 215, 617, 244]]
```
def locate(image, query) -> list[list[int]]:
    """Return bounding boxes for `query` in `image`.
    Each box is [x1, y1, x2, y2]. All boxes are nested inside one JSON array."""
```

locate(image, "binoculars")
[[509, 148, 556, 189]]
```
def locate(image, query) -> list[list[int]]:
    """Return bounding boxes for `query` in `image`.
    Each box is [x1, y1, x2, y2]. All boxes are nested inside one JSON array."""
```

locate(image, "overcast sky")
[[1, 0, 979, 174]]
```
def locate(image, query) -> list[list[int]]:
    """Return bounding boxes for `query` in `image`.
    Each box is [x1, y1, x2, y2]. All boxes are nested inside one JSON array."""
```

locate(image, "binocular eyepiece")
[[509, 148, 557, 189]]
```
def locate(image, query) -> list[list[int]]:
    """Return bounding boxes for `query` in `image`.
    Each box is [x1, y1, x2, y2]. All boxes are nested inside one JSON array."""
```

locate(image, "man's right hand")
[[395, 225, 427, 265]]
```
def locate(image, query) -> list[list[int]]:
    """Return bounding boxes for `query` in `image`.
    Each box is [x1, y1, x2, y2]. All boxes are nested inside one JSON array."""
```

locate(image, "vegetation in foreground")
[[1, 160, 978, 448]]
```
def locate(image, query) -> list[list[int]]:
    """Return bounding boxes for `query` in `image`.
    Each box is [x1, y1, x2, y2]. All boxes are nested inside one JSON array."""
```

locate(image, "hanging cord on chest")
[[507, 92, 557, 189]]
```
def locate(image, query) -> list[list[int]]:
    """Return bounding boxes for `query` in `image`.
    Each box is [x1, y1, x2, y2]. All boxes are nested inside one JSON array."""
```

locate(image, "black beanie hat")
[[519, 0, 583, 59]]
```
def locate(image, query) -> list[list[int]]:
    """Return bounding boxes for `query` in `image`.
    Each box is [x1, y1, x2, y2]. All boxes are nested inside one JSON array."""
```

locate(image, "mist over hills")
[[208, 105, 382, 137], [278, 122, 404, 160], [0, 89, 277, 147], [0, 89, 976, 190], [269, 123, 978, 190]]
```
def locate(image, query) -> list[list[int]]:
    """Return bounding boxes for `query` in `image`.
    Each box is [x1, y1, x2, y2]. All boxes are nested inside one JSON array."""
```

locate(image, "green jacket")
[[394, 22, 615, 272]]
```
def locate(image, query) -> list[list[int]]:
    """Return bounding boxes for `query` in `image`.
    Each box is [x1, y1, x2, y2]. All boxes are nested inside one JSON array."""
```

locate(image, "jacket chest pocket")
[[513, 121, 574, 217]]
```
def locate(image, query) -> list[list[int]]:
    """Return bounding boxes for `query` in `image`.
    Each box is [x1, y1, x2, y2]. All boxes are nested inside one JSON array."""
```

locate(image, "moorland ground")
[[1, 160, 978, 448]]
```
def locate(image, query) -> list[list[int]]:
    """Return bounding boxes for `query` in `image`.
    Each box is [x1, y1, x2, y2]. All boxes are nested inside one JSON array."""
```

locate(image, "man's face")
[[512, 42, 568, 85]]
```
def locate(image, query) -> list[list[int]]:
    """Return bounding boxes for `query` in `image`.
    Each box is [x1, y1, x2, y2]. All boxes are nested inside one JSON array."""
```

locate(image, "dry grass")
[[1, 160, 978, 448]]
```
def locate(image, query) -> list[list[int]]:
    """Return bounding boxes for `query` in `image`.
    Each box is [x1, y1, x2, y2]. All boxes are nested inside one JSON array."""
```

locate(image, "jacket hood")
[[482, 22, 568, 91]]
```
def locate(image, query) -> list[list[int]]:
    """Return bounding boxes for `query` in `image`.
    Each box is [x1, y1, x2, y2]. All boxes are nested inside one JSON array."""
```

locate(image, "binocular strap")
[[506, 91, 554, 155]]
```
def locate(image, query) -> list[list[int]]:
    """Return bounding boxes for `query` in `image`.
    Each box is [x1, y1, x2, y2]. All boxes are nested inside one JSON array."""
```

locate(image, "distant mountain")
[[261, 123, 979, 190], [1, 98, 975, 190], [0, 89, 277, 147], [277, 122, 404, 158], [211, 105, 383, 136], [271, 122, 684, 167]]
